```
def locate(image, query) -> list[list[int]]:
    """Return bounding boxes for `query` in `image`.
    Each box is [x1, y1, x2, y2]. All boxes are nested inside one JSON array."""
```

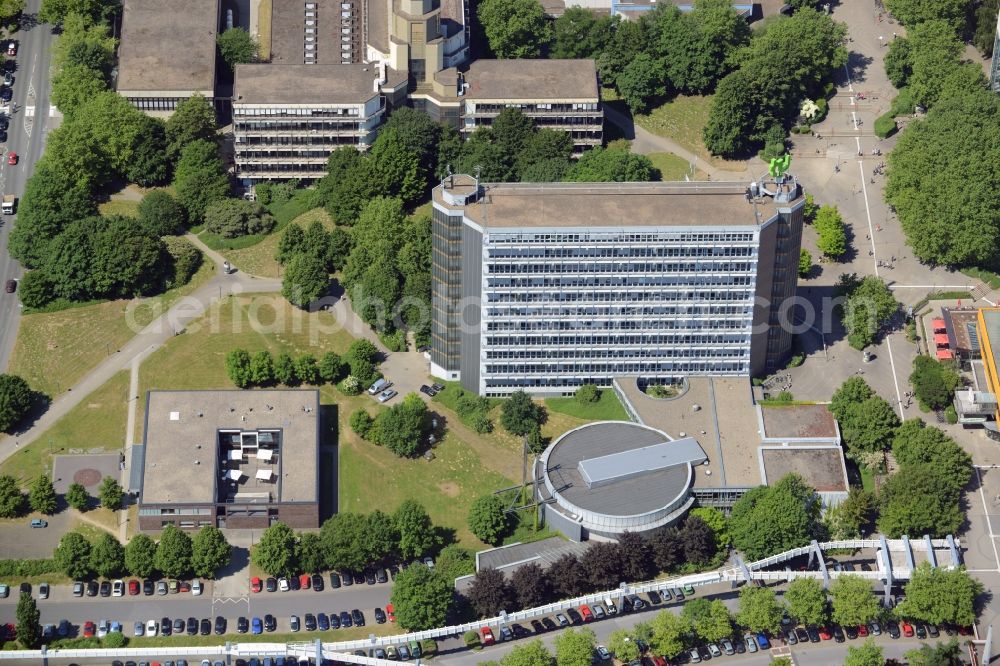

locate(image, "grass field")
[[647, 152, 708, 182], [7, 260, 214, 398], [0, 371, 130, 483], [545, 390, 629, 422], [256, 0, 272, 61], [223, 208, 333, 278], [125, 623, 398, 648], [98, 199, 141, 218], [635, 95, 748, 171]]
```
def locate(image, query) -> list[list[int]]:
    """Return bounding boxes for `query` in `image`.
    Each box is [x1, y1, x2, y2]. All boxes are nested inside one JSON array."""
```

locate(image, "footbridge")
[[0, 536, 962, 665]]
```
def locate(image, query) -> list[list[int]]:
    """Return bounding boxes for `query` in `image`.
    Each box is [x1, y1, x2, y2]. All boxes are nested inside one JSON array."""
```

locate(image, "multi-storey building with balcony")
[[431, 175, 804, 396], [232, 63, 406, 182], [458, 59, 602, 154]]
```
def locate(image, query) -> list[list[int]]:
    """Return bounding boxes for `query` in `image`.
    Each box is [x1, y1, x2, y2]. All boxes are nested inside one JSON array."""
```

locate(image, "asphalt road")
[[0, 0, 57, 373], [0, 582, 394, 635]]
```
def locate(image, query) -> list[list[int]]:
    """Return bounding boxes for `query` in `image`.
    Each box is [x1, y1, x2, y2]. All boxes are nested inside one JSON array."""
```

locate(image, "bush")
[[350, 408, 375, 439], [164, 237, 202, 288], [204, 199, 276, 239], [339, 375, 362, 396], [575, 384, 601, 404], [103, 631, 127, 648], [874, 114, 898, 139], [889, 88, 916, 117], [945, 404, 958, 424], [463, 630, 481, 649], [0, 559, 61, 577], [379, 329, 406, 352], [809, 97, 828, 124], [471, 413, 494, 434]]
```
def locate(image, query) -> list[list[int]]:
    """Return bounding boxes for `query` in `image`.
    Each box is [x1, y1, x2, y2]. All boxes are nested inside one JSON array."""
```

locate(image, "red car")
[[901, 621, 914, 637], [480, 627, 495, 646], [128, 579, 140, 595], [6, 42, 14, 57], [857, 624, 869, 637], [958, 625, 973, 636], [7, 152, 16, 165], [385, 603, 396, 622], [299, 574, 311, 590], [580, 605, 594, 622], [818, 626, 832, 640], [82, 621, 95, 638], [250, 577, 262, 593]]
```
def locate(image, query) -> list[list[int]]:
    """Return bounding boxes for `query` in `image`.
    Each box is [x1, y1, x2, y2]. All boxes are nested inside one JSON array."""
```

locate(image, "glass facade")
[[431, 205, 465, 372]]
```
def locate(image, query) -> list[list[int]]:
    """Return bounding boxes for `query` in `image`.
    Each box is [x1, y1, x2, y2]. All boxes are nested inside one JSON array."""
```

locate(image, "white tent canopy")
[[228, 449, 243, 461], [257, 448, 274, 462], [227, 469, 243, 481], [255, 469, 274, 481]]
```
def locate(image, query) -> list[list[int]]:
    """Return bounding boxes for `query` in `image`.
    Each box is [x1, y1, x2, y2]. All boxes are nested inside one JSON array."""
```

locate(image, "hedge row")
[[0, 559, 61, 577]]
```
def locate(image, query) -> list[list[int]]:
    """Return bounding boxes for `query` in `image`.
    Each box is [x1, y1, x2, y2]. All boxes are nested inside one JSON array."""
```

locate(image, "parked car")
[[186, 618, 197, 635], [192, 580, 204, 596], [480, 627, 495, 646], [604, 598, 617, 615], [687, 647, 702, 663], [531, 619, 545, 634], [592, 604, 606, 620], [818, 626, 832, 641], [289, 615, 300, 633], [237, 617, 249, 634], [145, 620, 157, 637], [172, 618, 184, 634], [156, 581, 167, 595], [555, 613, 570, 627], [785, 628, 798, 645], [264, 614, 277, 632], [927, 624, 940, 638], [901, 621, 914, 638], [340, 611, 352, 628], [6, 41, 15, 56], [29, 518, 46, 528], [887, 621, 901, 639], [143, 580, 154, 596], [99, 581, 112, 597], [378, 389, 398, 403], [278, 577, 289, 592], [845, 625, 858, 640], [128, 580, 140, 595], [200, 619, 211, 636], [97, 620, 109, 638], [251, 617, 262, 635], [71, 582, 83, 597], [376, 568, 389, 584], [133, 621, 144, 637], [111, 580, 124, 597], [318, 613, 331, 631], [869, 622, 882, 636], [179, 581, 191, 593], [386, 647, 399, 660], [398, 644, 411, 660], [251, 577, 263, 593], [832, 626, 846, 643], [386, 603, 396, 622], [626, 594, 646, 611], [720, 638, 735, 655], [756, 633, 771, 650], [38, 583, 49, 599], [596, 646, 611, 661], [364, 569, 377, 585], [795, 626, 809, 643], [745, 634, 758, 653], [351, 609, 365, 626], [374, 607, 386, 624], [304, 614, 317, 631], [707, 643, 722, 658], [214, 617, 226, 635], [311, 574, 324, 591], [500, 625, 513, 641], [857, 624, 869, 638]]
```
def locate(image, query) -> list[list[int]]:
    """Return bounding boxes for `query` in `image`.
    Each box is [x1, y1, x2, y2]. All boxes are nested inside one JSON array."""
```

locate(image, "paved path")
[[602, 104, 748, 181]]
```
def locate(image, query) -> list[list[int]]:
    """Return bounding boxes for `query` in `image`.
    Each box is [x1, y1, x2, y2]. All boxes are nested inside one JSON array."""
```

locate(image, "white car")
[[37, 583, 49, 599], [111, 580, 124, 597], [191, 580, 203, 596], [377, 389, 398, 403], [97, 620, 109, 639], [145, 619, 158, 637], [278, 577, 290, 592]]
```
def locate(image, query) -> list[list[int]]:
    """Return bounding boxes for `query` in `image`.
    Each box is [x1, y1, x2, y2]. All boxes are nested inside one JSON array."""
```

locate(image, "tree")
[[552, 7, 615, 59], [650, 527, 683, 571], [892, 420, 971, 494], [65, 482, 89, 511], [680, 515, 717, 564], [252, 522, 298, 577], [878, 464, 964, 537], [127, 114, 172, 186], [282, 253, 328, 308], [729, 474, 820, 560], [28, 474, 57, 515], [0, 0, 24, 22], [217, 27, 258, 69], [840, 396, 900, 458], [825, 487, 877, 539], [477, 0, 552, 58], [909, 356, 962, 410], [205, 199, 275, 239], [362, 509, 399, 564], [684, 598, 734, 641], [320, 512, 368, 572], [390, 565, 453, 630], [138, 190, 186, 236], [125, 533, 158, 578], [15, 591, 40, 648], [608, 629, 641, 663], [165, 94, 218, 160], [830, 377, 873, 420], [597, 17, 649, 87], [51, 63, 108, 118], [293, 354, 320, 385], [469, 567, 514, 617], [366, 128, 425, 205], [886, 85, 1000, 266], [276, 224, 305, 264], [617, 531, 656, 581], [191, 526, 231, 579], [98, 476, 123, 511], [582, 541, 623, 590], [575, 384, 601, 404], [548, 553, 587, 598], [226, 348, 252, 388], [372, 393, 429, 457], [905, 640, 964, 666], [316, 351, 343, 384], [296, 533, 326, 574], [617, 53, 668, 113], [90, 533, 125, 578], [350, 408, 375, 439], [248, 350, 274, 386], [468, 494, 508, 545], [436, 544, 475, 582], [500, 640, 554, 666], [900, 20, 965, 111], [40, 0, 114, 24], [814, 205, 847, 259], [501, 391, 547, 437], [173, 140, 230, 222], [845, 640, 884, 666], [896, 563, 981, 626], [736, 586, 782, 634], [154, 524, 193, 578], [884, 0, 967, 31], [564, 147, 657, 182], [884, 37, 912, 88], [554, 628, 597, 666], [785, 577, 827, 626], [165, 237, 202, 288], [0, 373, 34, 432], [510, 562, 551, 609], [54, 531, 92, 579], [318, 148, 371, 223], [844, 276, 899, 350], [649, 609, 690, 659], [394, 500, 438, 560], [829, 574, 880, 627], [799, 248, 813, 277], [17, 272, 56, 309], [273, 352, 296, 386]]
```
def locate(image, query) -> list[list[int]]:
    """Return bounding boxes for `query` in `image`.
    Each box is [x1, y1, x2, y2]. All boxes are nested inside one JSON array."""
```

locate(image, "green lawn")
[[98, 199, 141, 218], [634, 95, 748, 171], [962, 266, 1000, 289], [647, 152, 709, 182], [6, 259, 213, 398], [222, 208, 333, 279], [0, 371, 130, 484], [545, 390, 629, 422], [98, 624, 398, 649]]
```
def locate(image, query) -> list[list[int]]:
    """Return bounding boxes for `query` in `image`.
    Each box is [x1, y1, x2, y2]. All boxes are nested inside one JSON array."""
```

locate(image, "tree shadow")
[[6, 391, 53, 437], [845, 51, 875, 86]]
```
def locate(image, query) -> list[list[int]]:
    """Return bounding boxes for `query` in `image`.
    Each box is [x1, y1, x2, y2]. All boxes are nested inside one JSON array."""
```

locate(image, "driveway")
[[0, 509, 72, 559]]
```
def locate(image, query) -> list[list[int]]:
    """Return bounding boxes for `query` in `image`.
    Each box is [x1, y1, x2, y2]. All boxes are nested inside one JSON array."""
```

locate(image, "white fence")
[[0, 537, 960, 664]]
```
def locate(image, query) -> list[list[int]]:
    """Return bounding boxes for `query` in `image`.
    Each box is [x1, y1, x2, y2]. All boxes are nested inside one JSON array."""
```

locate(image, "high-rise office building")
[[431, 175, 804, 396]]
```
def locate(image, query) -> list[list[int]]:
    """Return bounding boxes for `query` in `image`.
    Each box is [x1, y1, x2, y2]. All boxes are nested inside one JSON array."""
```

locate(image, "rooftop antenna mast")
[[446, 163, 453, 188]]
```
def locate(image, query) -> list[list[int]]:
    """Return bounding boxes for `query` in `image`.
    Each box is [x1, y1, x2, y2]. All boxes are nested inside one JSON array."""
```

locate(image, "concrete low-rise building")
[[232, 63, 407, 182], [136, 390, 321, 531]]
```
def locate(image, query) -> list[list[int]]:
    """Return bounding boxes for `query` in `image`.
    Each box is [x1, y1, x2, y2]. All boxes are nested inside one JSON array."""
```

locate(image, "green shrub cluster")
[[0, 559, 61, 577]]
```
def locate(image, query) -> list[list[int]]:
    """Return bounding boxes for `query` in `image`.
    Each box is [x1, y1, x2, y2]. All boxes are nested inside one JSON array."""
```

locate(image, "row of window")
[[482, 294, 755, 307], [483, 335, 755, 348], [484, 319, 752, 331], [483, 343, 751, 360], [487, 232, 757, 244], [482, 361, 749, 378], [486, 246, 756, 259], [486, 262, 755, 274], [234, 106, 367, 117], [467, 102, 600, 113], [484, 277, 756, 288], [235, 121, 370, 132]]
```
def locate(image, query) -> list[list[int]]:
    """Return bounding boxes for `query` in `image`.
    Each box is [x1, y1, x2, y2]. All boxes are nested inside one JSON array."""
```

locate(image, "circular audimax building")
[[536, 421, 708, 542]]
